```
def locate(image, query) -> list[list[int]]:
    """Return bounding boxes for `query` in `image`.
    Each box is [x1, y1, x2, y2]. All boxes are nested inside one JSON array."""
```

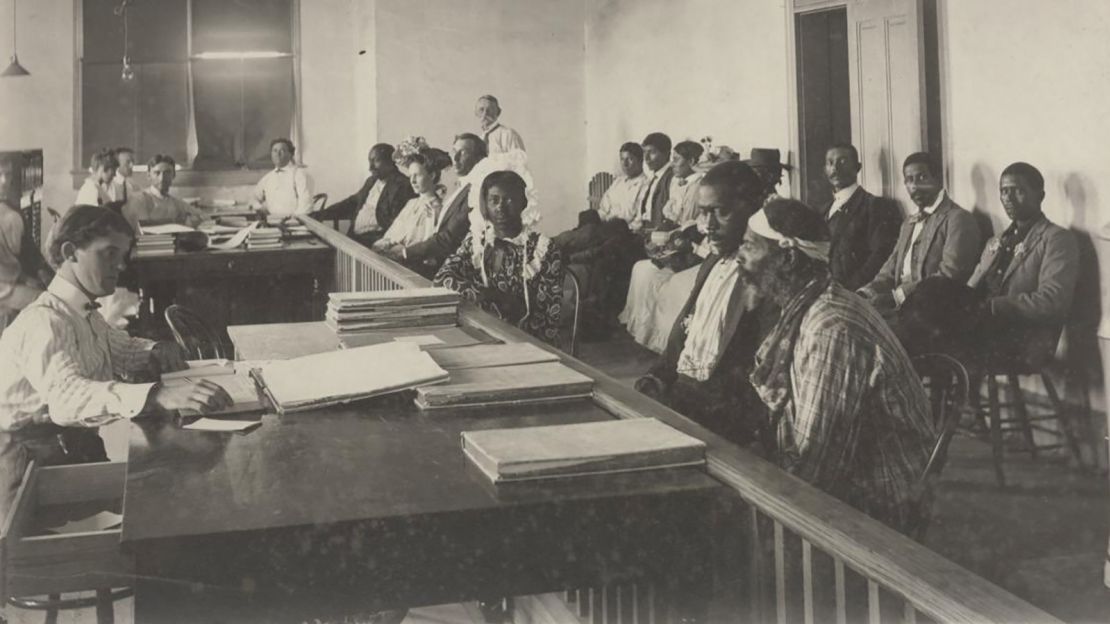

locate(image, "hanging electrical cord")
[[116, 0, 135, 81]]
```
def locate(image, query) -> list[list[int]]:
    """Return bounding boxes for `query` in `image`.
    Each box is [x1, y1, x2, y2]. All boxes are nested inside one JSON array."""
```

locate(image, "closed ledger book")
[[414, 361, 593, 409], [461, 418, 707, 484], [254, 341, 449, 413]]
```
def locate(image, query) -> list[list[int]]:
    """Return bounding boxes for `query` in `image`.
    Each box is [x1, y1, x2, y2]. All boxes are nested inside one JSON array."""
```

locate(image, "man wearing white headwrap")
[[741, 197, 935, 534]]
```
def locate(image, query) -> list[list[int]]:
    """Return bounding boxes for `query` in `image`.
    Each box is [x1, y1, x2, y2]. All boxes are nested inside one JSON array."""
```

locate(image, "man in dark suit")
[[821, 144, 902, 290], [381, 133, 487, 279], [860, 151, 981, 314], [967, 161, 1079, 365], [637, 132, 674, 229], [315, 143, 415, 247], [635, 160, 776, 446]]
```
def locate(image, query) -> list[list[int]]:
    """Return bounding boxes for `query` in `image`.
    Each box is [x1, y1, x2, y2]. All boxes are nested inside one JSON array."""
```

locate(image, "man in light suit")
[[860, 152, 981, 314], [967, 161, 1079, 365], [381, 133, 487, 278], [315, 143, 416, 248], [821, 144, 903, 290], [635, 161, 776, 446]]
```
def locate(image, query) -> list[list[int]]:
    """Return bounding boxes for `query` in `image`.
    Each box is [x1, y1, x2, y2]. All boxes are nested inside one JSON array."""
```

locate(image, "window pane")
[[191, 59, 244, 170], [83, 0, 186, 63], [192, 0, 293, 54], [241, 58, 295, 169], [138, 62, 190, 165], [82, 62, 139, 168]]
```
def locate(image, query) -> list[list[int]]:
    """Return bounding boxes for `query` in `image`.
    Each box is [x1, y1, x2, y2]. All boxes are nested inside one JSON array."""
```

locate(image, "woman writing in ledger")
[[433, 170, 563, 344]]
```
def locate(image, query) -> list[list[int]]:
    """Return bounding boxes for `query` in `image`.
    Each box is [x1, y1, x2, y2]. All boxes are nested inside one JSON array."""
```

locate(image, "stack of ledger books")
[[247, 226, 283, 250], [134, 234, 175, 257], [283, 223, 312, 239], [461, 418, 707, 484], [414, 360, 593, 409], [325, 288, 460, 336], [252, 341, 448, 413]]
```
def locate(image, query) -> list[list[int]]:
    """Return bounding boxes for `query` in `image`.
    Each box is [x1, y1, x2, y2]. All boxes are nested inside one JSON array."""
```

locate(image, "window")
[[80, 0, 297, 171]]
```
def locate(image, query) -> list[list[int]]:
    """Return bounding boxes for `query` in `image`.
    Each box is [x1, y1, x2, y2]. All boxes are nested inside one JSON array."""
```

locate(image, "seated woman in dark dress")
[[433, 170, 564, 345]]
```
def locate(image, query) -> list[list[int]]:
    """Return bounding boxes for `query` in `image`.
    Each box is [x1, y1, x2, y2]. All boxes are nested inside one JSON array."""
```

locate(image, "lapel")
[[1001, 218, 1049, 284], [439, 183, 471, 232], [827, 186, 867, 240], [909, 199, 952, 278]]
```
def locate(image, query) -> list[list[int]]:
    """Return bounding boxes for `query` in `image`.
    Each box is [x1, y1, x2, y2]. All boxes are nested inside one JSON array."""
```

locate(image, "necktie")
[[84, 301, 101, 312]]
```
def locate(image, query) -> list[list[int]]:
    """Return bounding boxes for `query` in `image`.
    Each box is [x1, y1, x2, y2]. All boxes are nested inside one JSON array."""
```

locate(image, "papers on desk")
[[206, 221, 258, 250], [427, 343, 558, 371], [140, 223, 196, 235], [184, 418, 262, 433], [45, 510, 123, 534], [461, 418, 706, 484], [162, 359, 266, 416], [414, 361, 593, 410], [253, 341, 449, 413], [326, 288, 460, 335]]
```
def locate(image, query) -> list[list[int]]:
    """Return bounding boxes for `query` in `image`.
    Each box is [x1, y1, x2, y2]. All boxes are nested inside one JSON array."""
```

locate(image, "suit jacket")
[[644, 167, 674, 227], [823, 187, 903, 290], [863, 195, 981, 299], [649, 255, 776, 388], [316, 168, 415, 234], [404, 183, 471, 267], [968, 216, 1079, 324]]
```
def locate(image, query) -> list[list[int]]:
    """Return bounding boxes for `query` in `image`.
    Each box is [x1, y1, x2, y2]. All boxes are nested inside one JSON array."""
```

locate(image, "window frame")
[[73, 0, 303, 185]]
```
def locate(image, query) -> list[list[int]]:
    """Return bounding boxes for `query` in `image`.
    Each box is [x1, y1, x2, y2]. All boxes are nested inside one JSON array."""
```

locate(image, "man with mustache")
[[967, 162, 1079, 365], [821, 144, 902, 290], [315, 143, 417, 247], [738, 198, 934, 533], [859, 152, 981, 314], [635, 161, 777, 445], [476, 95, 526, 155]]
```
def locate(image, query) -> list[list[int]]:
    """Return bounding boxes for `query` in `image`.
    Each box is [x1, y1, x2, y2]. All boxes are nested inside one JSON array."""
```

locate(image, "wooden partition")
[[297, 216, 1058, 624]]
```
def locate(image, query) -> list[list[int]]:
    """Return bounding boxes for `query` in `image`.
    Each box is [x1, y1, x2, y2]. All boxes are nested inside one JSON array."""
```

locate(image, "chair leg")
[[95, 588, 115, 624], [45, 594, 59, 624], [987, 374, 1005, 487], [968, 373, 988, 433], [1006, 373, 1038, 459], [1041, 371, 1085, 468]]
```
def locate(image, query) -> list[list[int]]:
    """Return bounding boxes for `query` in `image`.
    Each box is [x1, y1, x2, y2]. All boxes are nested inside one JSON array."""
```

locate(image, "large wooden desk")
[[127, 238, 334, 338], [122, 396, 719, 622]]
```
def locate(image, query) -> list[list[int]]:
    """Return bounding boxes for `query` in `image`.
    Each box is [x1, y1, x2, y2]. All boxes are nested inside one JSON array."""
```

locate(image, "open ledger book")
[[161, 360, 264, 417], [252, 341, 449, 413], [461, 418, 707, 484]]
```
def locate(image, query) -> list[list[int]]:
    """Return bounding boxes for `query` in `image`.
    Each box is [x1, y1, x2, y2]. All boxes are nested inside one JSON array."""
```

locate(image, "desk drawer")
[[1, 461, 132, 600]]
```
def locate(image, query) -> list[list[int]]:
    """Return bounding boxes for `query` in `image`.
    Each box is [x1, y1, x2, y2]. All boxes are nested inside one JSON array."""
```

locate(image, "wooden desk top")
[[122, 399, 716, 545], [131, 237, 329, 263]]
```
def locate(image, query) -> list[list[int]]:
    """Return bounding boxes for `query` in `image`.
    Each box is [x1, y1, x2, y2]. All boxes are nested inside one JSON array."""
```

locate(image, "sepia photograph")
[[0, 0, 1108, 622]]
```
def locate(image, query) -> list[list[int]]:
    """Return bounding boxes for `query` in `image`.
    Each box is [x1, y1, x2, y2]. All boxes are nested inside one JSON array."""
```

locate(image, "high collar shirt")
[[898, 190, 945, 285], [825, 182, 860, 221], [597, 173, 648, 223], [482, 123, 526, 155], [676, 255, 741, 381], [252, 165, 315, 217], [354, 178, 387, 234], [662, 171, 705, 227], [0, 276, 157, 431]]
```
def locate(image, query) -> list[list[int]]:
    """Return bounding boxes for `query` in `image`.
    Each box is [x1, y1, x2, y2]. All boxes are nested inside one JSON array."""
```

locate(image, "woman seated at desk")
[[372, 141, 451, 251], [434, 170, 563, 345]]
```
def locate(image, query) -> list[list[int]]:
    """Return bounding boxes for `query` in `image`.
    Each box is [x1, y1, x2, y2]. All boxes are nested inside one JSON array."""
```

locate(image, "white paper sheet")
[[140, 223, 196, 235], [49, 511, 123, 534], [207, 221, 259, 250], [184, 418, 261, 432], [393, 335, 446, 346]]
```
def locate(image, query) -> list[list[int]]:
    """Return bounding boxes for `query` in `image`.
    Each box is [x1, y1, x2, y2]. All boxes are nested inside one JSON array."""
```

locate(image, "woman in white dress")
[[372, 141, 452, 250], [619, 140, 706, 350]]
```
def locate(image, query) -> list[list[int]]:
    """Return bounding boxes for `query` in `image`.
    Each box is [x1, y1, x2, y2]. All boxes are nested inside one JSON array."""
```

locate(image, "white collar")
[[676, 171, 704, 187], [920, 189, 945, 215], [482, 122, 501, 135], [623, 172, 646, 183], [273, 164, 294, 173], [49, 276, 97, 317], [832, 182, 860, 203], [648, 163, 672, 181]]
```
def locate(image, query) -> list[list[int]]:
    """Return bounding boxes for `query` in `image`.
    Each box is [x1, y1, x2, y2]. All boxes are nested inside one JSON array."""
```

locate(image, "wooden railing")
[[298, 215, 1060, 624]]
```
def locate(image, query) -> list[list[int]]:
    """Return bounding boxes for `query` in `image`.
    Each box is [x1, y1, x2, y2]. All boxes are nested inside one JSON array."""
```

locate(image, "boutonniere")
[[1014, 242, 1026, 257], [681, 313, 693, 333], [987, 238, 1001, 254]]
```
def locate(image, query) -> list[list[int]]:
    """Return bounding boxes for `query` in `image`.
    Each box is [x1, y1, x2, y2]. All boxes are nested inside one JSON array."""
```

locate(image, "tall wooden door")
[[847, 0, 927, 211]]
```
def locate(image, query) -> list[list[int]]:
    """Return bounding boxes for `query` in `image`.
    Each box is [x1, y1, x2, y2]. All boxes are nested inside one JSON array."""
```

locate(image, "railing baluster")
[[834, 557, 846, 624], [868, 580, 881, 624], [904, 600, 917, 624], [774, 520, 786, 624], [802, 538, 814, 624]]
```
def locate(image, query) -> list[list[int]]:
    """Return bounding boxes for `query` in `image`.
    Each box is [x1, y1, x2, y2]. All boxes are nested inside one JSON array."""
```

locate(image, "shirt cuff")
[[117, 381, 158, 419], [893, 287, 906, 306]]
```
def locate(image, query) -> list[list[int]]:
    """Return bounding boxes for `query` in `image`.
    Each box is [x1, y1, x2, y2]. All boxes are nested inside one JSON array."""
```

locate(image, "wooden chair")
[[587, 172, 614, 212], [561, 267, 583, 357], [8, 589, 132, 624], [164, 304, 235, 360], [909, 352, 969, 541]]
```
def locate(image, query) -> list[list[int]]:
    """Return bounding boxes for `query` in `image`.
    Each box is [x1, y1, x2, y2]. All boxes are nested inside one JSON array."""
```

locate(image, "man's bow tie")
[[910, 211, 929, 224], [84, 301, 101, 312]]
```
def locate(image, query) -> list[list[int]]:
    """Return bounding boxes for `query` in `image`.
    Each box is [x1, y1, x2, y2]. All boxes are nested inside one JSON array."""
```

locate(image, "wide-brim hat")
[[745, 148, 793, 171]]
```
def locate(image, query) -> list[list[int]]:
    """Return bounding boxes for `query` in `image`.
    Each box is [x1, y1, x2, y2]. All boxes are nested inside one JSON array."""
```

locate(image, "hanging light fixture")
[[2, 0, 30, 77], [115, 0, 134, 82]]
